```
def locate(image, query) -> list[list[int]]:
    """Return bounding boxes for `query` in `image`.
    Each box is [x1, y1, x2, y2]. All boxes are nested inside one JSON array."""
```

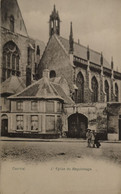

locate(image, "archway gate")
[[68, 113, 88, 138]]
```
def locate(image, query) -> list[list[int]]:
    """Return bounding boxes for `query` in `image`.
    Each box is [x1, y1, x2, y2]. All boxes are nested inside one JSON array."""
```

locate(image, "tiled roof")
[[9, 77, 74, 104], [17, 77, 58, 97], [1, 76, 26, 95], [51, 82, 74, 104], [58, 36, 110, 69]]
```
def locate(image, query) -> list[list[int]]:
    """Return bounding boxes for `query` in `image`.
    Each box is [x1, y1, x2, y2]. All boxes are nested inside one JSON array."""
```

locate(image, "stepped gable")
[[58, 36, 110, 68], [1, 76, 26, 95]]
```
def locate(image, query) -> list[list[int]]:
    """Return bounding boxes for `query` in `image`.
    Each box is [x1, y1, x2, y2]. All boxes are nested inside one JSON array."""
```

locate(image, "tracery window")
[[2, 41, 20, 82], [76, 72, 84, 103], [105, 80, 109, 102], [91, 76, 98, 102], [115, 83, 118, 102]]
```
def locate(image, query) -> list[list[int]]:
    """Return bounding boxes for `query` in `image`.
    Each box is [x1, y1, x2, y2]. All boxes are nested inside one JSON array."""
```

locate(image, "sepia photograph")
[[0, 0, 121, 193]]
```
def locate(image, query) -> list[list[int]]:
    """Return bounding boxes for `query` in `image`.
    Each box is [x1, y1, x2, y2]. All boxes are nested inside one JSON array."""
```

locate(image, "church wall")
[[107, 103, 121, 132], [1, 0, 28, 36], [65, 103, 107, 134], [1, 28, 35, 82], [115, 79, 121, 102]]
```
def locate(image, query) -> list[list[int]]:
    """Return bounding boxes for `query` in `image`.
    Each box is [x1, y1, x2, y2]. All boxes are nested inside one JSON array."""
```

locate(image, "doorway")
[[1, 114, 8, 136], [68, 113, 88, 138]]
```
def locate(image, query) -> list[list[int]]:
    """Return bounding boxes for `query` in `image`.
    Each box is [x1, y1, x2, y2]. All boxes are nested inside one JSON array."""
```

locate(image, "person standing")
[[91, 130, 95, 148], [86, 129, 92, 147]]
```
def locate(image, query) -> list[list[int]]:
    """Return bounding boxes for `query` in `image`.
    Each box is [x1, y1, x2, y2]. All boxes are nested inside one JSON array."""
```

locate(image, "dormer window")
[[10, 15, 14, 32]]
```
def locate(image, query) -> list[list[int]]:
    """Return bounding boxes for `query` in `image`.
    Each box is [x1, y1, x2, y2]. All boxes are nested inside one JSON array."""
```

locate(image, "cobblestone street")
[[0, 141, 121, 194], [0, 141, 121, 164]]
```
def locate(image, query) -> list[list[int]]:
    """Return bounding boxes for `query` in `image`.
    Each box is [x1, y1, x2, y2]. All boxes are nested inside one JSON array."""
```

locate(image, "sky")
[[18, 0, 121, 71]]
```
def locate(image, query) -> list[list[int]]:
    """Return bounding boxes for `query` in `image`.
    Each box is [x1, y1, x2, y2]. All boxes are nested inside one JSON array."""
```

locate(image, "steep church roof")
[[1, 0, 28, 37], [58, 36, 110, 69], [9, 76, 74, 104], [1, 76, 26, 95]]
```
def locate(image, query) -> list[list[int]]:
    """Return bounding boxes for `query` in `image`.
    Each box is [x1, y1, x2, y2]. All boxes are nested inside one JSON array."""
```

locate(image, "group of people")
[[86, 128, 101, 148]]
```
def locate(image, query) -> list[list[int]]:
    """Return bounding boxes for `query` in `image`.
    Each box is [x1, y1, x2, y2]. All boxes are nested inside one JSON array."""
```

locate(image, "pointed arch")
[[91, 76, 98, 102], [115, 83, 118, 102], [105, 80, 109, 102], [76, 72, 84, 103], [2, 41, 20, 82]]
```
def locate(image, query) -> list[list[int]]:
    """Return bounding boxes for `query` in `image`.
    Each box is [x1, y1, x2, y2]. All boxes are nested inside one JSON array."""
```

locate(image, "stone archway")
[[1, 114, 8, 136], [68, 113, 88, 138]]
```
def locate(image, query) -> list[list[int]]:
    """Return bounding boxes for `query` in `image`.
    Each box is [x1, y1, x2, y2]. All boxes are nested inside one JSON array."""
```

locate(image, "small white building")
[[6, 71, 73, 138]]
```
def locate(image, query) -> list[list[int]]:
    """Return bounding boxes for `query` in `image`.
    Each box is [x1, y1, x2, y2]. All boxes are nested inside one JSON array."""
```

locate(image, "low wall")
[[107, 133, 118, 141]]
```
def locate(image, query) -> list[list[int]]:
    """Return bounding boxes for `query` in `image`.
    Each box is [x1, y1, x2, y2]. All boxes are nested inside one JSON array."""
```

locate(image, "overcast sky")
[[18, 0, 121, 71]]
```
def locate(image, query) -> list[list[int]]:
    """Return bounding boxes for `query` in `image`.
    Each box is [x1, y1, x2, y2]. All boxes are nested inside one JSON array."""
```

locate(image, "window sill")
[[16, 130, 24, 132]]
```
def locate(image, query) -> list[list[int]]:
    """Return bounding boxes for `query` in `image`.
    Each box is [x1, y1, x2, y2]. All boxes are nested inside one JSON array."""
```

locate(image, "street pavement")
[[1, 136, 121, 143], [0, 139, 121, 194]]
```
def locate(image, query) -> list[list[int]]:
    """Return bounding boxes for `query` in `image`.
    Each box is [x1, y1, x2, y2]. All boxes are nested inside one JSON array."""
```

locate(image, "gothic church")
[[1, 3, 121, 140]]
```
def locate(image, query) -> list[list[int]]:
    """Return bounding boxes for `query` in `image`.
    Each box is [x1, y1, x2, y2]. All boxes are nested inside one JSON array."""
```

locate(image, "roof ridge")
[[59, 36, 102, 56], [50, 82, 61, 96], [11, 77, 42, 97], [14, 77, 25, 93], [54, 35, 69, 57]]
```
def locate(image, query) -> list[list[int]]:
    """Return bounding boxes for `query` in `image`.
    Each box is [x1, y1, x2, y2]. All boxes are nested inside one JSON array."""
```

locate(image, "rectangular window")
[[16, 115, 23, 130], [31, 115, 38, 131], [31, 101, 37, 110], [57, 102, 62, 112], [40, 101, 44, 112], [46, 101, 54, 113], [46, 115, 55, 132], [17, 101, 23, 110]]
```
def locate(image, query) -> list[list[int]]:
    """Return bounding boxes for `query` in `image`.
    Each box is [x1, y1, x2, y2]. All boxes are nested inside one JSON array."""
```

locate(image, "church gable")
[[39, 35, 74, 90], [1, 0, 28, 37]]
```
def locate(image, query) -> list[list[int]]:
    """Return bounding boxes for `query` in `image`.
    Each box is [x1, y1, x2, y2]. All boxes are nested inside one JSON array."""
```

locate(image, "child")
[[94, 132, 101, 148]]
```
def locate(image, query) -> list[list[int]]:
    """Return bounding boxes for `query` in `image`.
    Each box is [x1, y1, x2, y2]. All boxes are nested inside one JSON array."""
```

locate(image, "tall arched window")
[[10, 15, 14, 32], [76, 72, 84, 103], [105, 80, 109, 102], [50, 70, 56, 78], [115, 83, 118, 102], [91, 76, 98, 102], [2, 41, 20, 82]]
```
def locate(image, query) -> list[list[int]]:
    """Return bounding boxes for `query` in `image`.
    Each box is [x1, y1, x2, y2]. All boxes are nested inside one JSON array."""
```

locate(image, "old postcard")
[[0, 0, 121, 194]]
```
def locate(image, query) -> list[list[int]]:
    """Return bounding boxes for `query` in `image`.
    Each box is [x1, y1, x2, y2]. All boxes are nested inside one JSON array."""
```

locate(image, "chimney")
[[43, 69, 50, 78]]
